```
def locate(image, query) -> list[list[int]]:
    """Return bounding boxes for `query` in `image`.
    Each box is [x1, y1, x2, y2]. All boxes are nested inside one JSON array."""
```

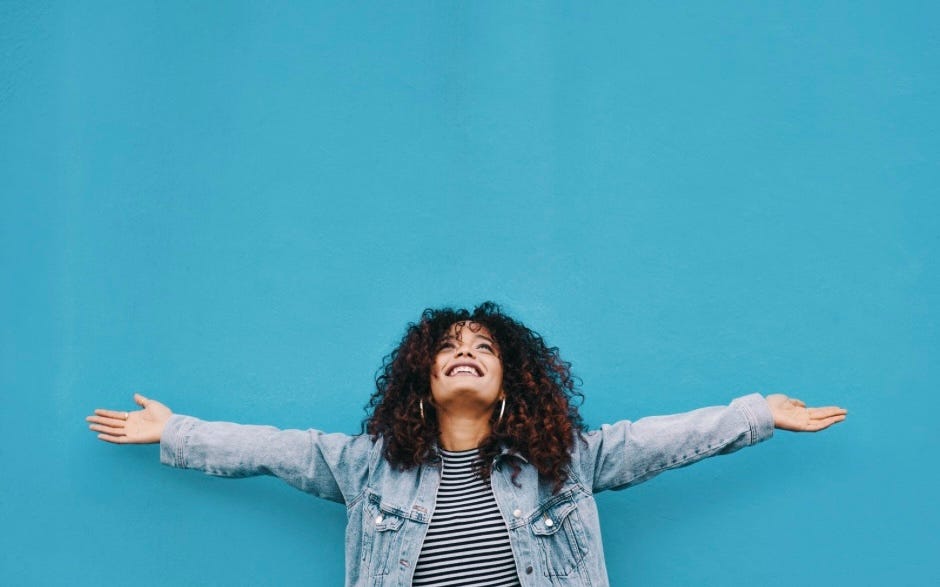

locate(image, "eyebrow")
[[441, 333, 498, 345]]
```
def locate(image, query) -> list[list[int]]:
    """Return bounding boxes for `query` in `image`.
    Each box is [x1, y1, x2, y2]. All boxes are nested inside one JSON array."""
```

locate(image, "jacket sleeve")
[[159, 415, 374, 505], [578, 393, 774, 493]]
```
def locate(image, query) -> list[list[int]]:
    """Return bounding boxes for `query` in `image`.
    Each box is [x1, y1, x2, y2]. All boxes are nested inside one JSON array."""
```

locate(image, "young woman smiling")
[[86, 302, 847, 586]]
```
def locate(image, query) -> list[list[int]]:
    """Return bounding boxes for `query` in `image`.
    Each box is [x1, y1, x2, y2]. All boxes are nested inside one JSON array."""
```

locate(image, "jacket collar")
[[497, 446, 529, 464]]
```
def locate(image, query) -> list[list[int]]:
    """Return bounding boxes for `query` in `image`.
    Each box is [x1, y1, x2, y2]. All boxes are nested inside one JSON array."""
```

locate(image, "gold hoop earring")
[[419, 398, 425, 422], [496, 397, 506, 426]]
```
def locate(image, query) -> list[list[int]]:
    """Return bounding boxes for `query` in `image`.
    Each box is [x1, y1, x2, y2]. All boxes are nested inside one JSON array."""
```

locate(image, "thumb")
[[134, 393, 150, 408]]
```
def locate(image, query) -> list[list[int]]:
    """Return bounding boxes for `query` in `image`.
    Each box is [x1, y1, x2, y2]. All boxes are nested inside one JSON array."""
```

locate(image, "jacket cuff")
[[159, 414, 197, 468], [730, 393, 775, 445]]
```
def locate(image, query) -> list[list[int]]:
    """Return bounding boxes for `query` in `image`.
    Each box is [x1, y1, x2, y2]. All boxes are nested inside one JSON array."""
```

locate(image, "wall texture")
[[2, 1, 937, 585]]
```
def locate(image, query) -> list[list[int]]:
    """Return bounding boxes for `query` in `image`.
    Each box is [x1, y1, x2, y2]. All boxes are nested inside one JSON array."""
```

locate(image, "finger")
[[134, 393, 150, 409], [94, 408, 130, 420], [86, 415, 126, 428], [97, 433, 129, 444], [89, 423, 125, 435], [807, 414, 846, 431], [791, 398, 806, 408], [809, 407, 848, 419]]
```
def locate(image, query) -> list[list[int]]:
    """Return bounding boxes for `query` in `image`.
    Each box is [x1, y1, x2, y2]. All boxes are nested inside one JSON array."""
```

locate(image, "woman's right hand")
[[86, 393, 172, 444]]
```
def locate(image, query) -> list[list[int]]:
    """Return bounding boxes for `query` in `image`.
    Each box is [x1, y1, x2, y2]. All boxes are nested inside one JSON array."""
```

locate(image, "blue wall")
[[2, 1, 937, 584]]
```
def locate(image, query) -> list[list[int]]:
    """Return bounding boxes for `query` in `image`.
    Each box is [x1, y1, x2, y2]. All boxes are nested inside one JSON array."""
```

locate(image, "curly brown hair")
[[364, 301, 585, 491]]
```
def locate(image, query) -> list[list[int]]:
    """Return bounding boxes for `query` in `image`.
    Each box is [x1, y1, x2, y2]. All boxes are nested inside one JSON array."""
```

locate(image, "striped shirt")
[[411, 448, 520, 587]]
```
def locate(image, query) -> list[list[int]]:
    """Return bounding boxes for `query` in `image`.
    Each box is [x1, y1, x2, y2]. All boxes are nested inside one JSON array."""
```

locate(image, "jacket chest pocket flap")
[[530, 496, 589, 577], [364, 494, 408, 576]]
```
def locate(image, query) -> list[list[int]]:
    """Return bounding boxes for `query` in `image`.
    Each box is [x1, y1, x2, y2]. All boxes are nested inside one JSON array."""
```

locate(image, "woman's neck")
[[437, 411, 492, 451]]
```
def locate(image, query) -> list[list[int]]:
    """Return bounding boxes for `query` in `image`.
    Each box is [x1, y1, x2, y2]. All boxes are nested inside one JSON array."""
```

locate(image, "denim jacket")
[[160, 393, 773, 586]]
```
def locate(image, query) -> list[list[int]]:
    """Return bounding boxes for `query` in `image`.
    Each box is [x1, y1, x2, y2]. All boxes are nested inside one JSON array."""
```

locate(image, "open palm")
[[766, 394, 847, 432], [86, 393, 172, 444]]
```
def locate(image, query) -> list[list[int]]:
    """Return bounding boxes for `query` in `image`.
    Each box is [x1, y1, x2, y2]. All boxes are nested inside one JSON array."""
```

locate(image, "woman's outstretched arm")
[[581, 393, 847, 493], [86, 393, 172, 444], [85, 393, 373, 504]]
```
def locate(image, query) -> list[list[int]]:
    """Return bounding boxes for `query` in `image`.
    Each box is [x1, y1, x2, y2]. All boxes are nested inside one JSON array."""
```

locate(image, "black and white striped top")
[[412, 448, 520, 587]]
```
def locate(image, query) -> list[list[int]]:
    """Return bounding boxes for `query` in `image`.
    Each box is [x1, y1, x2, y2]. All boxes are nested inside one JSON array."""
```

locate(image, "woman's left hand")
[[766, 394, 847, 432]]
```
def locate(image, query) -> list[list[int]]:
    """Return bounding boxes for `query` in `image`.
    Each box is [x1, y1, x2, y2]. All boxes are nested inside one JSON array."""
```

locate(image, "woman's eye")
[[477, 343, 494, 352]]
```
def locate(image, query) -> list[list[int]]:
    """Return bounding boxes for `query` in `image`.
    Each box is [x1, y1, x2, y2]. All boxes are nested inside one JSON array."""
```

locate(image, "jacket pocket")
[[363, 493, 407, 577], [530, 494, 589, 577]]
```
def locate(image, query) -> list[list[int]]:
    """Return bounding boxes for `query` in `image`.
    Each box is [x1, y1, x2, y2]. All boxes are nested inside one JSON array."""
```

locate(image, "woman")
[[86, 302, 847, 586]]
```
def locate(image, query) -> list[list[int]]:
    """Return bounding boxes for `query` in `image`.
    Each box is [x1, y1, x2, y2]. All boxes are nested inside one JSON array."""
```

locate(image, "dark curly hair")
[[364, 301, 585, 491]]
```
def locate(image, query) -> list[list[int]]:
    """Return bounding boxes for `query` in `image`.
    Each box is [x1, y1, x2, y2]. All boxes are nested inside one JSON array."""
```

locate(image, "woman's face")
[[429, 322, 504, 413]]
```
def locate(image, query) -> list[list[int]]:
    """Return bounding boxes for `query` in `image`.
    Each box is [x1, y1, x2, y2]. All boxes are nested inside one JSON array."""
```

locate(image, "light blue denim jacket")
[[160, 393, 773, 586]]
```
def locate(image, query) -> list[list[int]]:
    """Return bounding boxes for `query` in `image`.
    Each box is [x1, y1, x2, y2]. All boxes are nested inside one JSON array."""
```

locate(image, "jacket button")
[[525, 565, 533, 574], [513, 509, 522, 518], [375, 515, 383, 524], [545, 518, 554, 527]]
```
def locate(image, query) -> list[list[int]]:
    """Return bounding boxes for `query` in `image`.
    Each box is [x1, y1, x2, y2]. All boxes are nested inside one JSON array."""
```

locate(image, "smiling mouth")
[[446, 365, 482, 376]]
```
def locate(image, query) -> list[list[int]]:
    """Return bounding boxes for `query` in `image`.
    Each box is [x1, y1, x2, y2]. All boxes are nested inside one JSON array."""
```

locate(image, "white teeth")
[[448, 365, 480, 376]]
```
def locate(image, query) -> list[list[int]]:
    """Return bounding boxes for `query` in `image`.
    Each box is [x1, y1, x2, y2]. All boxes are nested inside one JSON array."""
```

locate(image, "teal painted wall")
[[2, 1, 937, 584]]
